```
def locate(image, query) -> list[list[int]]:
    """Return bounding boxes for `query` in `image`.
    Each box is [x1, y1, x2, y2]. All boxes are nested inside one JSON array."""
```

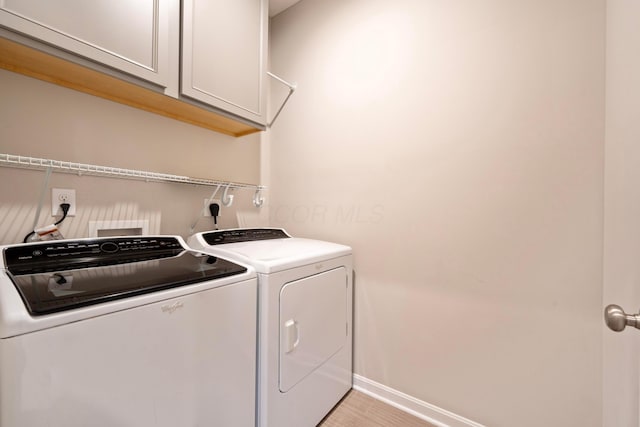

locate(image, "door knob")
[[605, 304, 640, 332]]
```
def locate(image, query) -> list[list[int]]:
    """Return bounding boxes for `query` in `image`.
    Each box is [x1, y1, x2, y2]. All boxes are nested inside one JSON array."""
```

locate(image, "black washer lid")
[[3, 237, 248, 315]]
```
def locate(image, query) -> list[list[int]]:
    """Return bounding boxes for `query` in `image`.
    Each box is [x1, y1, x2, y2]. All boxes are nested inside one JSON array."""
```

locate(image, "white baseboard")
[[352, 374, 485, 427]]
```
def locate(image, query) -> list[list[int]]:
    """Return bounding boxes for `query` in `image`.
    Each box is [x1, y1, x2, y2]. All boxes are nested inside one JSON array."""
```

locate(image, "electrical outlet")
[[203, 199, 222, 217], [51, 188, 76, 217]]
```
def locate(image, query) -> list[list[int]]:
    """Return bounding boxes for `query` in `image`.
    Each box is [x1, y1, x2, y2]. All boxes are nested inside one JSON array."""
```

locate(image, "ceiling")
[[269, 0, 302, 17]]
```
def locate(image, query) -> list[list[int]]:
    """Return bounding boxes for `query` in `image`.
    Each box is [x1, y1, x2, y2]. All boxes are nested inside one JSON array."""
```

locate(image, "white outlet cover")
[[51, 188, 76, 216], [203, 199, 222, 217]]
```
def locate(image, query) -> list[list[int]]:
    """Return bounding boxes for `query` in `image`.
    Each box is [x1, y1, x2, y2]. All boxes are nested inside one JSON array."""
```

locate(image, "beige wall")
[[0, 69, 262, 244], [269, 1, 604, 426], [603, 0, 640, 425]]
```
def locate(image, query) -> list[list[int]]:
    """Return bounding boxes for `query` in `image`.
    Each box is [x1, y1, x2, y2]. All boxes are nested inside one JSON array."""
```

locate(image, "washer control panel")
[[3, 237, 183, 274]]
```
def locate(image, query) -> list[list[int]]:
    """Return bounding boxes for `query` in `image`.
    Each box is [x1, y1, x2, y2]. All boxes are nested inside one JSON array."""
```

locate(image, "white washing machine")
[[188, 228, 353, 427], [0, 236, 258, 427]]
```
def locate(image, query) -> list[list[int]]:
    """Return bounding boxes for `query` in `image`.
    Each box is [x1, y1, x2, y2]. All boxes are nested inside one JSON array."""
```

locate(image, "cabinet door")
[[0, 0, 173, 88], [182, 0, 267, 126]]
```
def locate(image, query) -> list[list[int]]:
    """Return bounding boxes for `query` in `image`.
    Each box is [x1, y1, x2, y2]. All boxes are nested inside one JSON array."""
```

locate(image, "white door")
[[279, 267, 348, 393], [602, 0, 640, 425]]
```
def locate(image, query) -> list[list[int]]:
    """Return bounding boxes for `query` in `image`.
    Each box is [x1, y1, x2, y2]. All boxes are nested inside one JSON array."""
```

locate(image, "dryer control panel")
[[203, 228, 290, 245]]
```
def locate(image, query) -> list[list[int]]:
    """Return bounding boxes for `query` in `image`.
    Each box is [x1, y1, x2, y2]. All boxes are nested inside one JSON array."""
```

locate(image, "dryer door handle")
[[284, 319, 300, 354]]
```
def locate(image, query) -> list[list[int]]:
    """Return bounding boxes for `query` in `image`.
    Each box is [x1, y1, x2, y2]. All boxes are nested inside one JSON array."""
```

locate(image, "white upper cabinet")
[[0, 0, 173, 89], [182, 0, 268, 126], [0, 0, 268, 130]]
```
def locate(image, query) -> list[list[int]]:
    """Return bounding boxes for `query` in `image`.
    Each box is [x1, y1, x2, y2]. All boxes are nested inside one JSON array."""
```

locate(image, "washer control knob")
[[99, 242, 119, 253]]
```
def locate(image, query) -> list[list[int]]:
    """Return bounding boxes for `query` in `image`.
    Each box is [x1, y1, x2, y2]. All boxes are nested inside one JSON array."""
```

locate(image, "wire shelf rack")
[[0, 153, 266, 191]]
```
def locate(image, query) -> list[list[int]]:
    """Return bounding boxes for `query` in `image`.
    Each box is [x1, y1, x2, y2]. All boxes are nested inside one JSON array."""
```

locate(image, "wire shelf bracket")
[[267, 71, 296, 128]]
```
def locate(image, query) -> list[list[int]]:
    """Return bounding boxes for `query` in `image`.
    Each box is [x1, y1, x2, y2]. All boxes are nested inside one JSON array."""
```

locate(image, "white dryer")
[[188, 228, 353, 427]]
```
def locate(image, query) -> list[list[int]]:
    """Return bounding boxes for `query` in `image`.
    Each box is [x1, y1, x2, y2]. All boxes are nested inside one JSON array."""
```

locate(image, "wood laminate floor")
[[318, 390, 437, 427]]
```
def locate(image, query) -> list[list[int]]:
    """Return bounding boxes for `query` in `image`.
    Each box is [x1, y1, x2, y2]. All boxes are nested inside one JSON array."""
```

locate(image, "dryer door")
[[279, 267, 348, 392]]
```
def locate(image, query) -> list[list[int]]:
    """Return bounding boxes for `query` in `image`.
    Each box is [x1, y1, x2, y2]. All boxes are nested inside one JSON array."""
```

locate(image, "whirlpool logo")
[[161, 301, 184, 314]]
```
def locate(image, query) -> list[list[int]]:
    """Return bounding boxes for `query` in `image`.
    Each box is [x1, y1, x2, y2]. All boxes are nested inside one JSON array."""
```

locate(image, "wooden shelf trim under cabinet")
[[0, 37, 261, 138]]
